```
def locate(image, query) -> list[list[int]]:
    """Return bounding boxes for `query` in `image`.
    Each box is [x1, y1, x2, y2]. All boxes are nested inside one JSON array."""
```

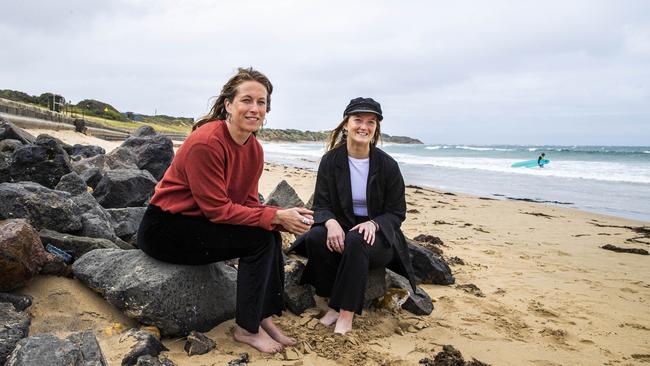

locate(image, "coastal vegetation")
[[0, 89, 422, 143]]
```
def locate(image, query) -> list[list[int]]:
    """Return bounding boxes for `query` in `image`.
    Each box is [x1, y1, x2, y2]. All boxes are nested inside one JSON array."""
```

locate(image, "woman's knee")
[[344, 230, 369, 255]]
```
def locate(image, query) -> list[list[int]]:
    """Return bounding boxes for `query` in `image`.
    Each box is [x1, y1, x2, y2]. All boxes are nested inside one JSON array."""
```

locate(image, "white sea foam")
[[387, 153, 650, 184], [425, 146, 442, 150], [454, 145, 514, 152]]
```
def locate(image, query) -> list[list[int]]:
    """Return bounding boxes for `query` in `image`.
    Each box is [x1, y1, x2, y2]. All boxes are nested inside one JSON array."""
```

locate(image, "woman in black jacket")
[[293, 97, 416, 334]]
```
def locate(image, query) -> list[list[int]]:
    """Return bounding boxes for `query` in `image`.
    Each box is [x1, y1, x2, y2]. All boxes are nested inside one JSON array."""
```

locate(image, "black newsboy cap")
[[343, 97, 383, 121]]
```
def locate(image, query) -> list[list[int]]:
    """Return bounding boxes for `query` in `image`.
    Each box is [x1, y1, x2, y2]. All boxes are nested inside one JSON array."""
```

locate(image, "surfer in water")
[[538, 153, 546, 167]]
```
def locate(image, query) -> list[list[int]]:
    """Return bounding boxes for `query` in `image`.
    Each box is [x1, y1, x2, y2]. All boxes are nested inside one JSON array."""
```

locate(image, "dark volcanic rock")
[[106, 147, 139, 170], [55, 172, 88, 195], [72, 249, 237, 337], [93, 169, 157, 208], [70, 192, 120, 242], [115, 131, 174, 180], [0, 219, 49, 291], [0, 302, 31, 365], [134, 355, 177, 366], [133, 126, 157, 137], [0, 139, 24, 153], [66, 330, 108, 365], [364, 267, 387, 308], [420, 344, 490, 366], [0, 119, 35, 145], [283, 259, 315, 315], [183, 331, 216, 356], [9, 135, 73, 189], [601, 244, 649, 255], [121, 330, 168, 366], [0, 182, 82, 233], [107, 207, 146, 240], [407, 238, 455, 285], [80, 167, 103, 189], [386, 270, 433, 315], [71, 144, 105, 159], [0, 293, 32, 312], [39, 229, 119, 260], [265, 180, 304, 208], [5, 333, 82, 366]]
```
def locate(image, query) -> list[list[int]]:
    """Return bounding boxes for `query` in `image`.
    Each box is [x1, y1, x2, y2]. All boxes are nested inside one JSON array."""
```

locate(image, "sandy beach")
[[15, 130, 650, 365]]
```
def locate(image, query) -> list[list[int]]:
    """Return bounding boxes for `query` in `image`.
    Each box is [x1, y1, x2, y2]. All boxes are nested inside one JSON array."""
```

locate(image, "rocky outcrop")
[[0, 219, 49, 291], [72, 249, 237, 337], [107, 207, 146, 241], [265, 180, 304, 208], [4, 331, 107, 366], [0, 182, 82, 233], [8, 135, 73, 189], [113, 127, 174, 180], [92, 169, 157, 208], [0, 303, 31, 365]]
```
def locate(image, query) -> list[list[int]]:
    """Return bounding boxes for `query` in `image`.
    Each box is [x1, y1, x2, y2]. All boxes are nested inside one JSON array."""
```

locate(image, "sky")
[[1, 0, 649, 145]]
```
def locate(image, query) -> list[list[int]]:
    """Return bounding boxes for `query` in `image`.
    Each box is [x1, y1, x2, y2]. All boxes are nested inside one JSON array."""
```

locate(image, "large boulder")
[[0, 303, 31, 365], [72, 249, 237, 337], [0, 182, 82, 233], [0, 151, 12, 183], [93, 169, 157, 208], [107, 207, 146, 241], [0, 119, 34, 145], [265, 180, 304, 208], [116, 128, 174, 180], [407, 238, 455, 285], [0, 219, 50, 291], [4, 331, 107, 366], [9, 135, 73, 189], [38, 229, 119, 260]]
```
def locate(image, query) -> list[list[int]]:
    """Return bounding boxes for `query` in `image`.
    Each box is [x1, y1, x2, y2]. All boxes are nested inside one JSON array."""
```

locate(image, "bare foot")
[[334, 310, 354, 334], [233, 325, 283, 353], [260, 317, 296, 346], [319, 308, 340, 326]]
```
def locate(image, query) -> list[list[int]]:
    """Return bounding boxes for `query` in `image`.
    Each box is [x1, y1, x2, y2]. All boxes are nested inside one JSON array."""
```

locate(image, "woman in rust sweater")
[[138, 68, 313, 353]]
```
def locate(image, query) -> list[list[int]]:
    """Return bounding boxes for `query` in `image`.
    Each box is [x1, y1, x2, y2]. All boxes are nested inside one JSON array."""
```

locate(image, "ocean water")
[[261, 143, 650, 223]]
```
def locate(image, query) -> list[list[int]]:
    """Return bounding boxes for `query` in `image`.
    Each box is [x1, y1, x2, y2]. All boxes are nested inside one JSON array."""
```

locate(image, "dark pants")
[[301, 217, 394, 314], [137, 204, 284, 334]]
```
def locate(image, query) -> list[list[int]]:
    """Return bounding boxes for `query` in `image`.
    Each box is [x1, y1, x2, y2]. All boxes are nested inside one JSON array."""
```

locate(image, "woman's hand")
[[272, 207, 314, 235], [350, 221, 377, 245], [325, 219, 345, 253]]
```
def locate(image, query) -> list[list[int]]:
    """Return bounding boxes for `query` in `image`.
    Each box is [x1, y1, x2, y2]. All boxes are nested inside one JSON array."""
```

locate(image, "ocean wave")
[[389, 154, 650, 184], [425, 146, 442, 150], [454, 145, 514, 152]]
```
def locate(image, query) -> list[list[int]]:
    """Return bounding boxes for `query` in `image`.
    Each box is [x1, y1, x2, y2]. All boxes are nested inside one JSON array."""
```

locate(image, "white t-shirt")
[[348, 156, 370, 216]]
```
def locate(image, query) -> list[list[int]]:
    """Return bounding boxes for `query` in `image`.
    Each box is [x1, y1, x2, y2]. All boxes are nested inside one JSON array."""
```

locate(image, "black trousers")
[[301, 217, 395, 314], [137, 204, 284, 334]]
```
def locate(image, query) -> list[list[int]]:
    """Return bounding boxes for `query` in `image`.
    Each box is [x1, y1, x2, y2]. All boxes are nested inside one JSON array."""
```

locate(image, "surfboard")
[[511, 159, 550, 168]]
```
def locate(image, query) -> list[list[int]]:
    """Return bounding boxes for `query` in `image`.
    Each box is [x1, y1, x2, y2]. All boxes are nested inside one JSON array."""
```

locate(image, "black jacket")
[[290, 143, 417, 292]]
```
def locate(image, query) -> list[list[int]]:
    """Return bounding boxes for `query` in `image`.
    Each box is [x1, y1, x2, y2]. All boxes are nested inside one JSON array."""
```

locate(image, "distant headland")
[[0, 89, 423, 144]]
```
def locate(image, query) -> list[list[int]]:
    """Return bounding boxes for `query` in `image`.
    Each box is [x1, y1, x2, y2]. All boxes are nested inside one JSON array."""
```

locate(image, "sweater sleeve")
[[184, 142, 278, 230]]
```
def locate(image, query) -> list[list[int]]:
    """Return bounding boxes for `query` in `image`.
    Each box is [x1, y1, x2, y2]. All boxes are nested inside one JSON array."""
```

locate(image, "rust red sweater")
[[149, 120, 278, 230]]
